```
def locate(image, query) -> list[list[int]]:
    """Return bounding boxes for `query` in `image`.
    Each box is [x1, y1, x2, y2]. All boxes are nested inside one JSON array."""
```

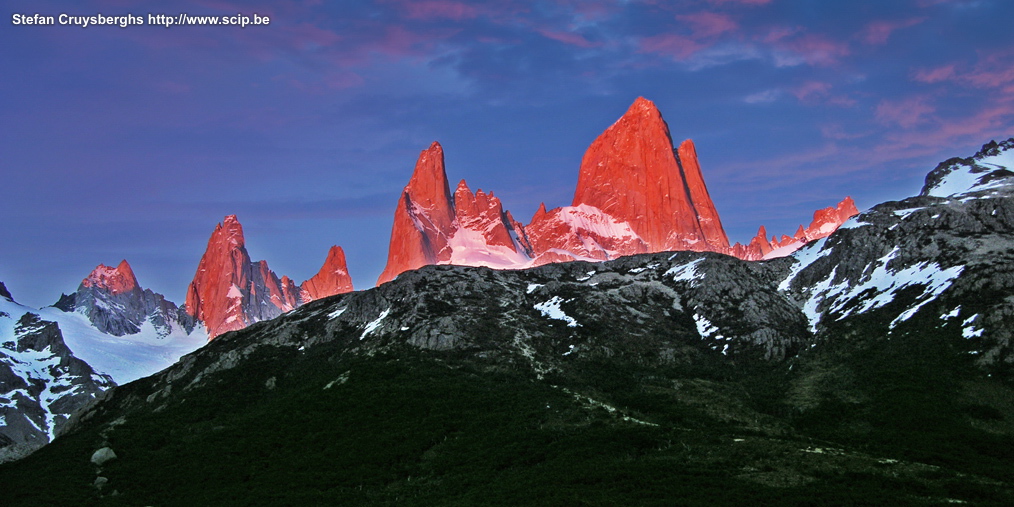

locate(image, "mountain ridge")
[[3, 137, 1013, 504]]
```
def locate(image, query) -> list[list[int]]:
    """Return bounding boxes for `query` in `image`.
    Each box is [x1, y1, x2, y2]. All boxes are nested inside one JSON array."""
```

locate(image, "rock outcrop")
[[0, 310, 113, 462], [376, 98, 856, 281], [185, 215, 300, 339], [300, 246, 354, 302], [186, 216, 355, 337], [376, 143, 532, 284], [568, 98, 730, 253], [59, 260, 197, 338]]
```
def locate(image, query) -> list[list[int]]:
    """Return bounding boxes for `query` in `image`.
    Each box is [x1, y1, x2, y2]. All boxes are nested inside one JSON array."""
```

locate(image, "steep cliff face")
[[375, 97, 856, 282], [377, 144, 533, 284], [570, 97, 730, 252], [377, 143, 456, 285], [185, 215, 296, 339], [300, 246, 354, 303], [66, 260, 197, 338]]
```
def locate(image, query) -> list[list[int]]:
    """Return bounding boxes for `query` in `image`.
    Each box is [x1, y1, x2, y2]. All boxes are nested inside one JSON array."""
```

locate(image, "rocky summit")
[[1, 298, 113, 463], [185, 215, 355, 338], [57, 260, 198, 339], [5, 140, 1013, 505], [376, 98, 856, 282]]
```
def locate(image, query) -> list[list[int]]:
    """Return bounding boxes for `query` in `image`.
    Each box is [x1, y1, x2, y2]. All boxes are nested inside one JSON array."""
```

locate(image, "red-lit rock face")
[[81, 260, 139, 296], [185, 215, 296, 339], [377, 142, 456, 285], [571, 97, 730, 252], [377, 143, 534, 284], [454, 181, 517, 252], [375, 97, 860, 280], [806, 197, 859, 240], [300, 245, 354, 302], [676, 139, 730, 251]]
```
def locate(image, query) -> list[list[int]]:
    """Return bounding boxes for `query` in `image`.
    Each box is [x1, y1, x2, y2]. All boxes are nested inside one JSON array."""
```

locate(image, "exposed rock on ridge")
[[377, 143, 533, 284], [377, 98, 857, 282], [185, 215, 301, 339], [300, 246, 354, 302], [186, 215, 355, 338], [0, 310, 113, 463], [63, 260, 197, 338]]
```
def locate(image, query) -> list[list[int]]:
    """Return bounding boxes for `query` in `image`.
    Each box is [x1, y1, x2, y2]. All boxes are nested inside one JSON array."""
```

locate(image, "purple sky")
[[3, 0, 1013, 308]]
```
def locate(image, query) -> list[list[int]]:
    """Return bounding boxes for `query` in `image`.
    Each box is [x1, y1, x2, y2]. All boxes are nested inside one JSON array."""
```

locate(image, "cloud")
[[775, 34, 851, 66], [676, 12, 738, 38], [913, 51, 1014, 90], [401, 0, 481, 21], [536, 27, 599, 48], [792, 81, 832, 101], [875, 96, 936, 128], [638, 33, 706, 61], [744, 89, 781, 104], [914, 65, 956, 83], [707, 0, 772, 5], [861, 17, 925, 45]]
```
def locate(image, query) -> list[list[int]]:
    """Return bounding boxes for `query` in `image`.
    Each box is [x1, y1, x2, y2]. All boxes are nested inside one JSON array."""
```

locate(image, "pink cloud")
[[871, 100, 1014, 163], [914, 65, 956, 83], [281, 23, 342, 50], [707, 0, 772, 5], [779, 34, 851, 66], [875, 96, 936, 128], [676, 12, 738, 38], [401, 0, 481, 21], [820, 124, 870, 140], [792, 81, 832, 101], [913, 52, 1014, 90], [964, 51, 1014, 89], [638, 33, 705, 61], [536, 28, 598, 48], [861, 17, 925, 45], [762, 26, 799, 44], [791, 81, 856, 107]]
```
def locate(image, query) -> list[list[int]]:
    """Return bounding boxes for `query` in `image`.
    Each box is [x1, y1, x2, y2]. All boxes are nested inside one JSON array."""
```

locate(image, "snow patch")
[[692, 314, 725, 341], [925, 151, 1013, 197], [837, 217, 871, 230], [892, 207, 925, 219], [778, 237, 830, 292], [941, 306, 961, 320], [799, 247, 964, 332], [526, 283, 543, 294], [328, 307, 347, 320], [762, 241, 805, 260], [360, 309, 391, 340], [665, 258, 705, 286], [534, 297, 580, 327]]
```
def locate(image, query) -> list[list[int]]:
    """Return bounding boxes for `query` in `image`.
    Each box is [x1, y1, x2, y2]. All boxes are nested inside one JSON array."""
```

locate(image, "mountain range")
[[2, 137, 1011, 504], [0, 96, 945, 469]]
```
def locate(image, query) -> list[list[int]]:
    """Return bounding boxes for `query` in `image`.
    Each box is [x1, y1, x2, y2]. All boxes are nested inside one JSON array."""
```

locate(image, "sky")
[[2, 0, 1013, 308]]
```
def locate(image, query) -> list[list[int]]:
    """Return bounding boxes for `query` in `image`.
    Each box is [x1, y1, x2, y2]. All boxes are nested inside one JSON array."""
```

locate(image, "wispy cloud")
[[861, 17, 925, 45], [875, 96, 937, 128]]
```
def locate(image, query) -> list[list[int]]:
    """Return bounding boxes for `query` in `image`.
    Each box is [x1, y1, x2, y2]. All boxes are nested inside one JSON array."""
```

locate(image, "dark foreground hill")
[[3, 140, 1014, 505]]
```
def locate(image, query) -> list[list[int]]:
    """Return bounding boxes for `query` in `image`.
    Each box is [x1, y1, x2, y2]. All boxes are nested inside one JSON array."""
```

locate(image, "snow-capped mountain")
[[16, 138, 1013, 505], [780, 137, 1014, 364], [1, 261, 213, 460], [54, 260, 198, 339], [1, 285, 113, 462], [185, 215, 355, 338], [377, 97, 857, 283]]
